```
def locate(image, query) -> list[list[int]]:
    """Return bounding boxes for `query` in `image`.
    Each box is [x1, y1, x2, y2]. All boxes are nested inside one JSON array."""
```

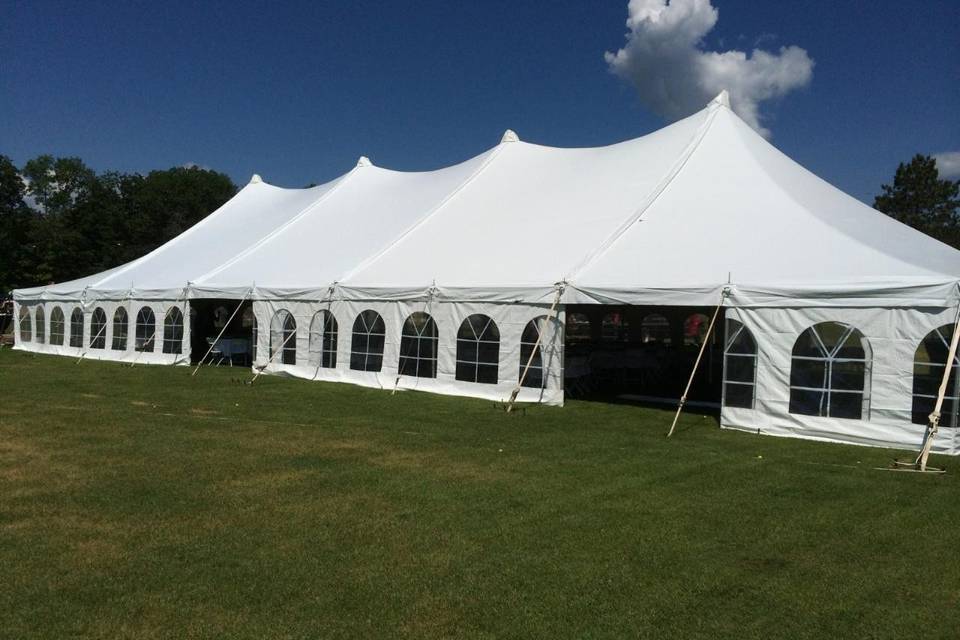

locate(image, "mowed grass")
[[0, 349, 958, 639]]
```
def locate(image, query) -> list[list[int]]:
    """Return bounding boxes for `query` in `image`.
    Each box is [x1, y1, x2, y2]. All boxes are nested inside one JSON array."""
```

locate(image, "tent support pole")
[[914, 307, 960, 471], [667, 288, 729, 438], [76, 321, 108, 363], [191, 290, 250, 376], [506, 283, 564, 413], [249, 324, 298, 385]]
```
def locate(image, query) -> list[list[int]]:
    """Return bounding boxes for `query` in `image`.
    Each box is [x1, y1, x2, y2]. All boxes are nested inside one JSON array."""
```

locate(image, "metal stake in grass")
[[667, 288, 728, 438]]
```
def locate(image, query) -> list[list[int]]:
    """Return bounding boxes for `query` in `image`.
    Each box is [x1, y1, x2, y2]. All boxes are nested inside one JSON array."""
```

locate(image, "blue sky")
[[1, 1, 957, 203]]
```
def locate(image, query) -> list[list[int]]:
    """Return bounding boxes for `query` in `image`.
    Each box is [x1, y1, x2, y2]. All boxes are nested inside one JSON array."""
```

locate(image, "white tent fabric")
[[12, 92, 960, 454]]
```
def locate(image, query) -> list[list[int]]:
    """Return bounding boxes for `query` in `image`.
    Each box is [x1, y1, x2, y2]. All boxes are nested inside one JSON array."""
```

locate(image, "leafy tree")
[[21, 155, 97, 217], [3, 155, 236, 290], [874, 154, 960, 249], [0, 155, 38, 294], [122, 166, 237, 260]]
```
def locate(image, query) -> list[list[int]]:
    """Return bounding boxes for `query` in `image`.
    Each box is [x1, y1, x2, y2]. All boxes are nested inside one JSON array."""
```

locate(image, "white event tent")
[[12, 92, 960, 455]]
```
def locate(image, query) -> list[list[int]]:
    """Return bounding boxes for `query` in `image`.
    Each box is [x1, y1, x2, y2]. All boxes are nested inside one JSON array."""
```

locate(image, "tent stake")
[[912, 306, 960, 472], [667, 288, 728, 438], [506, 283, 564, 413], [191, 290, 250, 376]]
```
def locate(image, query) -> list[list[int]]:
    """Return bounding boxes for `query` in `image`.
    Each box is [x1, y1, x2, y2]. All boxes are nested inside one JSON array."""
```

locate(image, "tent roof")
[[15, 93, 960, 307]]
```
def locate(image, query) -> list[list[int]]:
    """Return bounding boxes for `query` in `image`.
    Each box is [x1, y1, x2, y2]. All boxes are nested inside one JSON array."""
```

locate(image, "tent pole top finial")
[[711, 90, 731, 108], [249, 174, 263, 184], [500, 129, 519, 144]]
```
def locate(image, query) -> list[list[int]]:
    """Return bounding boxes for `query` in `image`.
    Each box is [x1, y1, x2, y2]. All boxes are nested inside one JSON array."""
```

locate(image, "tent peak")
[[356, 156, 372, 168], [710, 90, 731, 108], [249, 174, 263, 184], [500, 129, 519, 144]]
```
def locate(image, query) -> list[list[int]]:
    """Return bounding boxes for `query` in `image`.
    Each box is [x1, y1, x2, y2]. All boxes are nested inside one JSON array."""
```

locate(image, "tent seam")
[[564, 102, 722, 282], [336, 143, 507, 285], [192, 168, 360, 286]]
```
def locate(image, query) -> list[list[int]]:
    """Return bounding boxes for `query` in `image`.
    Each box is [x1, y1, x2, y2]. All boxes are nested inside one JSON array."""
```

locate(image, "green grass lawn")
[[1, 349, 958, 639]]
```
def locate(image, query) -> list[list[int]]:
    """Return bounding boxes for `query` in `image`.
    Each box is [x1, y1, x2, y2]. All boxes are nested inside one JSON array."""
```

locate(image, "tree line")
[[1, 152, 958, 298], [0, 155, 236, 296]]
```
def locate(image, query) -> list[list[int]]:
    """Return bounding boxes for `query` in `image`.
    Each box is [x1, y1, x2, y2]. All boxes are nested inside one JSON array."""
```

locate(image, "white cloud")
[[605, 0, 814, 137], [933, 152, 960, 180], [182, 162, 212, 171]]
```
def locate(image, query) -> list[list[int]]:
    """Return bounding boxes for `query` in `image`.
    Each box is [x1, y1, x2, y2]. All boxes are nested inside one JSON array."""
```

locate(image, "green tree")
[[874, 154, 960, 248], [122, 166, 236, 260], [0, 155, 39, 294]]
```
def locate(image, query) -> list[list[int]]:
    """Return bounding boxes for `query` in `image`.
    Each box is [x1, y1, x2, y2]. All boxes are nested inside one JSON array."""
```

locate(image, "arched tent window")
[[112, 308, 128, 350], [520, 315, 563, 389], [251, 313, 258, 359], [309, 310, 338, 369], [790, 322, 870, 419], [350, 310, 385, 372], [641, 314, 671, 344], [50, 307, 65, 345], [69, 308, 84, 348], [684, 313, 710, 346], [34, 306, 45, 344], [135, 307, 155, 352], [601, 312, 627, 342], [89, 307, 107, 349], [723, 319, 757, 409], [566, 313, 591, 343], [270, 310, 297, 365], [912, 325, 960, 428], [18, 306, 32, 342], [456, 314, 499, 384], [398, 312, 438, 378], [163, 307, 184, 354]]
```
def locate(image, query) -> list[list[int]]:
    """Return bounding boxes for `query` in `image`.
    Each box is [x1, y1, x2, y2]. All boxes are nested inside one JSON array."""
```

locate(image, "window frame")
[[18, 306, 32, 342], [69, 308, 84, 348], [269, 309, 297, 365], [912, 324, 960, 428], [309, 310, 338, 369], [398, 312, 439, 379], [721, 318, 757, 410], [789, 322, 871, 420], [112, 307, 128, 351], [350, 310, 386, 372], [162, 307, 184, 355], [519, 315, 562, 389], [135, 307, 156, 352], [456, 314, 500, 384], [89, 307, 107, 349], [50, 306, 65, 346], [34, 306, 45, 344]]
